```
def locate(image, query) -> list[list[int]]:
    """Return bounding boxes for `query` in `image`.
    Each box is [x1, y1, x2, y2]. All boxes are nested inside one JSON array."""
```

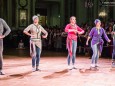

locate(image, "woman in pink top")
[[65, 16, 84, 70]]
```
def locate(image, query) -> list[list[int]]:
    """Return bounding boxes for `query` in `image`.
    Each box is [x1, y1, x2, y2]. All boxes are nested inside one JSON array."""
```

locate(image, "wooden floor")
[[0, 54, 115, 86]]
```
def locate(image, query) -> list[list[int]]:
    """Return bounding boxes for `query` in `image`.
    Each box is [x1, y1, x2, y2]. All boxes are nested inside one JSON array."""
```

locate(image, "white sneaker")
[[32, 67, 36, 72], [72, 65, 77, 69], [112, 62, 115, 68], [95, 64, 99, 67], [68, 65, 72, 70], [91, 64, 95, 67]]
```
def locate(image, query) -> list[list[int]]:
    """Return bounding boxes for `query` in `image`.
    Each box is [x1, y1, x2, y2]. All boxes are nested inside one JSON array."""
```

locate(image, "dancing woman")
[[23, 15, 48, 72], [65, 16, 84, 70], [86, 19, 111, 68], [112, 22, 115, 67], [0, 18, 11, 75]]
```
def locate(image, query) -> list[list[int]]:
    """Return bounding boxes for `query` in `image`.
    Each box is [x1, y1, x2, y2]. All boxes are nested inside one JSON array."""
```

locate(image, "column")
[[76, 0, 87, 25], [7, 0, 12, 27], [60, 0, 65, 27], [113, 6, 115, 20], [93, 0, 98, 19], [28, 0, 35, 24]]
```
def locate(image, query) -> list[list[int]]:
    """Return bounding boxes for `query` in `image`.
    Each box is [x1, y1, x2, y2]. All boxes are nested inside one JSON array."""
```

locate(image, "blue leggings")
[[32, 46, 41, 67], [67, 40, 77, 65], [91, 43, 100, 64]]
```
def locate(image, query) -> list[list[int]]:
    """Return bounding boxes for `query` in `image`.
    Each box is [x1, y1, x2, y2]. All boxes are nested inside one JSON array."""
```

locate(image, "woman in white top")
[[23, 15, 48, 72]]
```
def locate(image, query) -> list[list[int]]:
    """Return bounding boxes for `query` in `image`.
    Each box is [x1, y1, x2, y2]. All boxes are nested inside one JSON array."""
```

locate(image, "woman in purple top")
[[86, 19, 111, 68]]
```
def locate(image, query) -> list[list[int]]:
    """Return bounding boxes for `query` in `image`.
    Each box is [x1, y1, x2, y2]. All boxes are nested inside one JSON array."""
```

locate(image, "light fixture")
[[99, 10, 107, 17]]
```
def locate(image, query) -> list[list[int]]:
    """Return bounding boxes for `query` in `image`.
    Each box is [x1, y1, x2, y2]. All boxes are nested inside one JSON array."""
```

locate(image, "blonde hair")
[[70, 16, 76, 20]]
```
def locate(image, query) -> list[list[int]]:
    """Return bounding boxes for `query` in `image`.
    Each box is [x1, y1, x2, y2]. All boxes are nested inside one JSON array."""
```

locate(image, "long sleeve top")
[[65, 24, 84, 41], [113, 24, 115, 39], [24, 24, 48, 49], [65, 24, 84, 57], [89, 27, 109, 52], [0, 18, 11, 36]]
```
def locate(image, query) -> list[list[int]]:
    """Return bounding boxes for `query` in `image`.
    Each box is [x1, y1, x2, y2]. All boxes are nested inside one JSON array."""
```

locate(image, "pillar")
[[7, 0, 12, 27], [76, 0, 87, 25], [60, 0, 65, 27]]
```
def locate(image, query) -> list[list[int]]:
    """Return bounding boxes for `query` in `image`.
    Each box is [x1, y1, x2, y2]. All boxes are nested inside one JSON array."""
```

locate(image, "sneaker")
[[32, 67, 36, 72], [95, 64, 99, 67], [68, 65, 72, 70], [91, 64, 95, 68], [0, 72, 5, 75], [112, 62, 115, 68], [72, 65, 77, 69], [73, 67, 77, 69], [36, 68, 41, 71]]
